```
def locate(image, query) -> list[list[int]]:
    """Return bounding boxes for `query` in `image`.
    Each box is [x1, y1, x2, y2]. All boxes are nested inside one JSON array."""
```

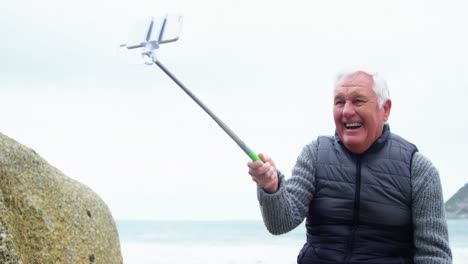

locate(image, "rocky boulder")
[[0, 133, 122, 263], [445, 183, 468, 219]]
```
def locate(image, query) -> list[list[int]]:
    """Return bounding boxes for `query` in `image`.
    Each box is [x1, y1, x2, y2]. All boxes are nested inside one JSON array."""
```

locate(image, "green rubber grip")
[[248, 150, 263, 162]]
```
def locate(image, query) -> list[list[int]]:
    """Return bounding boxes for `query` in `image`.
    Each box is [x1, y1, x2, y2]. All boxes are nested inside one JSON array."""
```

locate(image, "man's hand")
[[247, 153, 279, 193]]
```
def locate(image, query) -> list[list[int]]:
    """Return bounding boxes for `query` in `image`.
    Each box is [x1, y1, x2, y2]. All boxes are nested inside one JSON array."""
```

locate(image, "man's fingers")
[[258, 162, 273, 174], [247, 153, 278, 190], [258, 153, 276, 168], [249, 162, 273, 178], [258, 153, 269, 162], [249, 161, 278, 191], [247, 160, 263, 170]]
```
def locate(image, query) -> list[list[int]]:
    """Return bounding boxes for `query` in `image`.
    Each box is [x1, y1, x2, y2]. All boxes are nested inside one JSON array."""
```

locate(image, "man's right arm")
[[254, 141, 318, 235]]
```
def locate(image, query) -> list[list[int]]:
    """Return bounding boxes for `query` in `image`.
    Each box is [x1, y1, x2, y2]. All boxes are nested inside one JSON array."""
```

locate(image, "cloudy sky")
[[2, 0, 467, 220]]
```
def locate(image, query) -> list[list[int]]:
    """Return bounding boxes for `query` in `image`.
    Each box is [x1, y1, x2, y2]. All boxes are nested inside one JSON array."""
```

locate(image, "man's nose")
[[342, 101, 355, 117]]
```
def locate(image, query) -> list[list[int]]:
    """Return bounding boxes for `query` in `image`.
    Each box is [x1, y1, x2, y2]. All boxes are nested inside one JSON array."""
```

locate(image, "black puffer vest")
[[298, 125, 418, 264]]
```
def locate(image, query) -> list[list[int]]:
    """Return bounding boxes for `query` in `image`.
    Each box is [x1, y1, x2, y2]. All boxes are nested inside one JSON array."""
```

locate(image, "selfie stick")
[[120, 16, 262, 162]]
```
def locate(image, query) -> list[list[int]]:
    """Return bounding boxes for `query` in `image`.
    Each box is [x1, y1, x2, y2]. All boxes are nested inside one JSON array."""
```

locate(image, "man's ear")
[[383, 99, 392, 122]]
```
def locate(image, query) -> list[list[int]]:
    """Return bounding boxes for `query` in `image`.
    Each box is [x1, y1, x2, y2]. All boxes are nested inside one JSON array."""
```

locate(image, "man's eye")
[[335, 100, 344, 106]]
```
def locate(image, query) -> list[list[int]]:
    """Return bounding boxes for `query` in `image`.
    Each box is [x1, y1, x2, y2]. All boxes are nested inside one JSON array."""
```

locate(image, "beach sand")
[[121, 242, 467, 264], [121, 242, 300, 264], [453, 247, 468, 264]]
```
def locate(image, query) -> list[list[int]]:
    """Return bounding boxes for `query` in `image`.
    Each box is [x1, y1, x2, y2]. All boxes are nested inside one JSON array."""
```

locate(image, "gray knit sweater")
[[257, 140, 452, 263]]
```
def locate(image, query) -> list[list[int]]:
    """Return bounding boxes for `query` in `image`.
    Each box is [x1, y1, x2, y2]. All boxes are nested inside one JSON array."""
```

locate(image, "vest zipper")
[[344, 155, 362, 263]]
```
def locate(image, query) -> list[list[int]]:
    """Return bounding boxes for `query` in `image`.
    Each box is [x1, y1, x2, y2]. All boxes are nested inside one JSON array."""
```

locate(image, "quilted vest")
[[298, 125, 418, 264]]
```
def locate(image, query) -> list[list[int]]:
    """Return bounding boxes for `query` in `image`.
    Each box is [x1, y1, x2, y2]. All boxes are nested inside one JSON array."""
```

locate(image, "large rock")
[[0, 133, 122, 263], [445, 183, 468, 219]]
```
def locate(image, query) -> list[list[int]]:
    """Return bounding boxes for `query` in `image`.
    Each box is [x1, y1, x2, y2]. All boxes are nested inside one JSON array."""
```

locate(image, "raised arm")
[[248, 141, 318, 235]]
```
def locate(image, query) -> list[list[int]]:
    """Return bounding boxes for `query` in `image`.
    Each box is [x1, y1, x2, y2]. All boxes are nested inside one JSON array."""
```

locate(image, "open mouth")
[[344, 122, 362, 129]]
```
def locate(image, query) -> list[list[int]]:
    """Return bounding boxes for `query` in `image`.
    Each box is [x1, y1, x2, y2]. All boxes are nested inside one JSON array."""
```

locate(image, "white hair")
[[334, 69, 390, 108]]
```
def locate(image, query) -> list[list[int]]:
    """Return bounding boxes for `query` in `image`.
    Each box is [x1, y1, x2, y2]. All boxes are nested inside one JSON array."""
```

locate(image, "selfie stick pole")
[[121, 16, 262, 162], [152, 57, 262, 162]]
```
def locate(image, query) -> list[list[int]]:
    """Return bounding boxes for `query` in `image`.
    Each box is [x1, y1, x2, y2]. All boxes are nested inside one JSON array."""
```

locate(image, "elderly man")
[[248, 70, 452, 263]]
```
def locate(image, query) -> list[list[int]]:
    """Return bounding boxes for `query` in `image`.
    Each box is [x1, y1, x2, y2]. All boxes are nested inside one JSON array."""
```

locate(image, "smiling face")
[[333, 71, 391, 154]]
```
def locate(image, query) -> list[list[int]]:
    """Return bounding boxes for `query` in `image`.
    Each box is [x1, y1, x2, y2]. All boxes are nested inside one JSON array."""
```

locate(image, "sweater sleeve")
[[411, 152, 452, 264], [256, 141, 318, 235]]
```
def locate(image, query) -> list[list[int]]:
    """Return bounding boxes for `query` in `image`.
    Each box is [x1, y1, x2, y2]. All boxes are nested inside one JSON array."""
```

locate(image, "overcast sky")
[[2, 0, 467, 220]]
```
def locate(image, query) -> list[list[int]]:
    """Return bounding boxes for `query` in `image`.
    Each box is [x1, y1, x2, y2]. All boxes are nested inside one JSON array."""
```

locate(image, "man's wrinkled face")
[[333, 72, 391, 154]]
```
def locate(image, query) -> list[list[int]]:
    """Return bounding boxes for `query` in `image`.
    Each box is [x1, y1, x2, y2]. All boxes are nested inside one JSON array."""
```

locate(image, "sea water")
[[117, 219, 468, 264]]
